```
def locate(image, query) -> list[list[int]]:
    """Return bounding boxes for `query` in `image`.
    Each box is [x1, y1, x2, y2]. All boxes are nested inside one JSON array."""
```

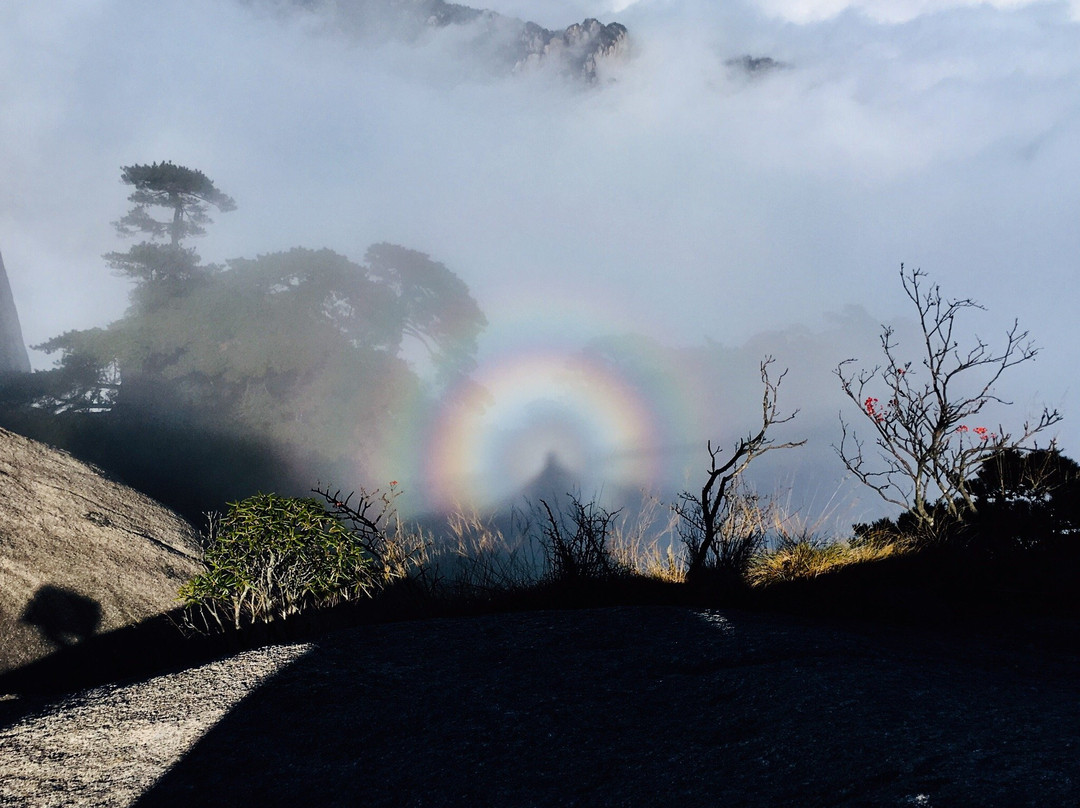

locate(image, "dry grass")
[[701, 487, 909, 587], [422, 506, 543, 598], [748, 538, 905, 586], [380, 515, 437, 584], [608, 494, 686, 583], [404, 495, 690, 593], [416, 493, 908, 593]]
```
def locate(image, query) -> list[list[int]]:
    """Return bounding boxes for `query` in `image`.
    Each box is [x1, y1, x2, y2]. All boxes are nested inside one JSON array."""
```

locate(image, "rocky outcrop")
[[279, 0, 629, 81], [515, 18, 628, 81], [725, 55, 788, 76], [0, 251, 31, 375], [0, 427, 203, 674]]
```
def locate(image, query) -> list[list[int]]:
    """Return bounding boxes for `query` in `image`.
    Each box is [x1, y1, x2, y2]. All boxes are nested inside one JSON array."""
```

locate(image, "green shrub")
[[968, 447, 1080, 553], [180, 493, 380, 631]]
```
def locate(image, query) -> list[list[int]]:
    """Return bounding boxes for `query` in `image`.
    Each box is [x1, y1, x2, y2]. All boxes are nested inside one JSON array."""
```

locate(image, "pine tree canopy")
[[114, 161, 236, 245]]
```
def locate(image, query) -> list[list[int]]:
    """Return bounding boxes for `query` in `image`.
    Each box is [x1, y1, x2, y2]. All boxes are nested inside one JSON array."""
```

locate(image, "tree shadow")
[[0, 400, 301, 523]]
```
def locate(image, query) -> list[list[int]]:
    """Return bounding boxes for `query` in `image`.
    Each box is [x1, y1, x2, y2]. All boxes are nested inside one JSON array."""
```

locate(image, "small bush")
[[677, 482, 771, 581], [180, 493, 381, 631], [967, 447, 1080, 554], [852, 447, 1080, 555], [851, 503, 965, 549], [536, 494, 627, 583]]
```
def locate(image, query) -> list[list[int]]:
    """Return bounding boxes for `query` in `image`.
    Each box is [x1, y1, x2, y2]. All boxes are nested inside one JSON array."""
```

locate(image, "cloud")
[[746, 0, 1078, 24], [2, 0, 1077, 517]]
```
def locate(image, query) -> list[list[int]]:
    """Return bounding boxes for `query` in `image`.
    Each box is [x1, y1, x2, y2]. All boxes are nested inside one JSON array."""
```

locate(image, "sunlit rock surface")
[[0, 251, 30, 375], [0, 427, 203, 674]]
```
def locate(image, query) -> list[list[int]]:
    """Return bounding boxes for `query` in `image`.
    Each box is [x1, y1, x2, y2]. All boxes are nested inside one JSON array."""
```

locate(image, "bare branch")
[[678, 357, 805, 582], [834, 264, 1061, 529]]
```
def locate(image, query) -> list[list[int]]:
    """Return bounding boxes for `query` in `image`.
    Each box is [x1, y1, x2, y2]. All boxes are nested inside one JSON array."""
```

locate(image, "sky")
[[2, 0, 1078, 523]]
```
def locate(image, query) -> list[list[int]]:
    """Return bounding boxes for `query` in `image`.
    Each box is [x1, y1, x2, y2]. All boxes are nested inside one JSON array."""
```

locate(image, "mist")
[[2, 0, 1077, 526]]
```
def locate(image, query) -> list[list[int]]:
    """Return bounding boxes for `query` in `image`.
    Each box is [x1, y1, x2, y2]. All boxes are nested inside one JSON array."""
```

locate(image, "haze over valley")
[[3, 0, 1078, 524]]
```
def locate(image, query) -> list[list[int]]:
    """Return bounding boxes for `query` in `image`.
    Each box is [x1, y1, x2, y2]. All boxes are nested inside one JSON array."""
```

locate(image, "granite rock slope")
[[0, 427, 202, 674]]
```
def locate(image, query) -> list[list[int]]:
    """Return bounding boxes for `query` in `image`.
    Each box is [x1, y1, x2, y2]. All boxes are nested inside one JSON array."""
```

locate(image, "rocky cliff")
[[0, 427, 203, 674], [280, 0, 629, 81], [515, 17, 628, 81], [0, 251, 31, 375]]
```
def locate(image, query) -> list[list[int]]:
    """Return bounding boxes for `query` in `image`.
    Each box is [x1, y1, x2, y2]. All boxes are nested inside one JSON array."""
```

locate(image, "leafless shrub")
[[535, 493, 626, 583], [836, 265, 1061, 532], [677, 480, 774, 580], [674, 357, 805, 583]]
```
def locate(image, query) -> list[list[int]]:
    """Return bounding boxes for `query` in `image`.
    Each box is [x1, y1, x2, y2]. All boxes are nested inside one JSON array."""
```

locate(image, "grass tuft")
[[749, 538, 904, 586]]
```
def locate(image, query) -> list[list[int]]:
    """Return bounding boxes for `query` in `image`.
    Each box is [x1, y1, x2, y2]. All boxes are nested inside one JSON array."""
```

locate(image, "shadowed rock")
[[725, 55, 788, 75], [514, 18, 628, 81]]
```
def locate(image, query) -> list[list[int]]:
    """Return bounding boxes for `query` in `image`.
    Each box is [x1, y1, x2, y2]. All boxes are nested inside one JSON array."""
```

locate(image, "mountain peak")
[[276, 0, 630, 81]]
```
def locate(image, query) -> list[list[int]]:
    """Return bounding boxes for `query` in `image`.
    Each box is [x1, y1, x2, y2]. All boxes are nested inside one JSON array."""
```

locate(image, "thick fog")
[[2, 0, 1078, 525]]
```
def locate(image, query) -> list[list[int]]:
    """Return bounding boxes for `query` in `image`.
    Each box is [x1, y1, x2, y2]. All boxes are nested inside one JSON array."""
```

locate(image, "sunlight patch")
[[0, 642, 311, 807]]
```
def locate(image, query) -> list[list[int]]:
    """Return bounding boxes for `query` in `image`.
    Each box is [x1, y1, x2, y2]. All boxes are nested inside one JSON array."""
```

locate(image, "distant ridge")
[[0, 250, 31, 374]]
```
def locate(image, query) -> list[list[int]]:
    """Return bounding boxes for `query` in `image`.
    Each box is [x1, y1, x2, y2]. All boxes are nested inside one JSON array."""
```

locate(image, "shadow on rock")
[[21, 585, 102, 648]]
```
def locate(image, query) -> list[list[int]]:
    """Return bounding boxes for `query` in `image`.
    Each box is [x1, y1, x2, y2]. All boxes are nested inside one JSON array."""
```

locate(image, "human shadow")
[[0, 605, 241, 732], [20, 585, 102, 648]]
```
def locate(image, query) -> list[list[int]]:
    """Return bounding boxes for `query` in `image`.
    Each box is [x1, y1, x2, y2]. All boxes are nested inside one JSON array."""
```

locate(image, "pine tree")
[[104, 162, 235, 301]]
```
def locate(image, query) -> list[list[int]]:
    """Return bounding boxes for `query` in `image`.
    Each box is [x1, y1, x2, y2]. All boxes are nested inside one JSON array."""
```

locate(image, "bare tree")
[[676, 357, 804, 583], [836, 265, 1061, 532]]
